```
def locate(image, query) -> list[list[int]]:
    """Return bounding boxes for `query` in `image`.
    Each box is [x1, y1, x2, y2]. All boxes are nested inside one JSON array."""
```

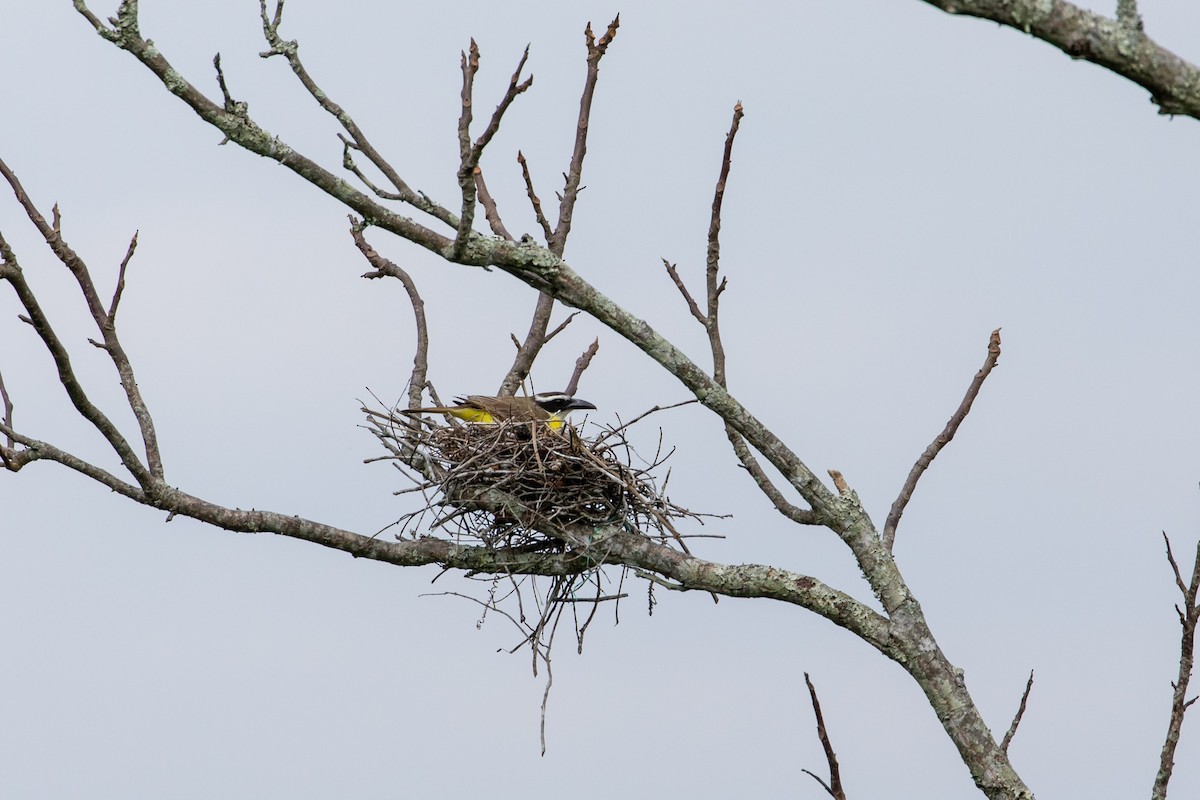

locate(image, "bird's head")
[[533, 392, 597, 417]]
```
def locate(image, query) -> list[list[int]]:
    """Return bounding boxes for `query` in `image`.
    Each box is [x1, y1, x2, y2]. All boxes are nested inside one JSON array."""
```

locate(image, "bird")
[[398, 392, 596, 430]]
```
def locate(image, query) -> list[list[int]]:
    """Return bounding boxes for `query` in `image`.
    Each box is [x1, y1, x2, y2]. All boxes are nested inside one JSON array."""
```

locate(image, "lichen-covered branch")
[[919, 0, 1200, 118]]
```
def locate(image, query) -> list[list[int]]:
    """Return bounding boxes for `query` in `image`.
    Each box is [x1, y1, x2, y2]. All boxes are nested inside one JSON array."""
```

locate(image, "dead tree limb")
[[1000, 670, 1035, 753], [498, 17, 619, 397], [801, 672, 847, 800], [1152, 533, 1200, 800], [349, 219, 430, 412], [918, 0, 1200, 119], [884, 328, 1001, 551]]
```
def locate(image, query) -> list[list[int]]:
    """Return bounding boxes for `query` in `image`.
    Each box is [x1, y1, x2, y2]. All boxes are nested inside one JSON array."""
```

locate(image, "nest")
[[364, 403, 719, 734], [365, 411, 699, 555]]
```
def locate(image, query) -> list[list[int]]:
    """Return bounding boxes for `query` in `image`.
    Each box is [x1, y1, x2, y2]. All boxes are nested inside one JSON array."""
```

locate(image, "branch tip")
[[884, 327, 1002, 550]]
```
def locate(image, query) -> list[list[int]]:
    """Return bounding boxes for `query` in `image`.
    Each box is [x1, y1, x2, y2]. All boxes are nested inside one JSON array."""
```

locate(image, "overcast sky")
[[3, 2, 1200, 798]]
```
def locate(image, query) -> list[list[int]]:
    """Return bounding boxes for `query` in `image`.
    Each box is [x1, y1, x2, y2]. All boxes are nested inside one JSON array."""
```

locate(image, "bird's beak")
[[566, 398, 597, 411]]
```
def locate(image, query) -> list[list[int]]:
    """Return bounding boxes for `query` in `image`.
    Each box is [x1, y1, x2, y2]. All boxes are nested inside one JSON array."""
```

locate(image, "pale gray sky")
[[3, 2, 1200, 798]]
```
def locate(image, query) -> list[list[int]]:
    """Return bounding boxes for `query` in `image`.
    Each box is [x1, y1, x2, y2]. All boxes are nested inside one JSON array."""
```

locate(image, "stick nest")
[[365, 411, 699, 554]]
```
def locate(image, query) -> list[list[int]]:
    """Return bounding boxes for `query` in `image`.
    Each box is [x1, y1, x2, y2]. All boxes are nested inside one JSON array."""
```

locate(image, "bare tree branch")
[[919, 0, 1200, 118], [499, 292, 556, 397], [548, 16, 618, 253], [0, 158, 162, 482], [0, 423, 145, 497], [542, 311, 579, 344], [106, 230, 138, 322], [349, 219, 429, 411], [255, 0, 458, 227], [563, 338, 598, 398], [802, 672, 847, 800], [498, 19, 616, 396], [1001, 670, 1035, 753], [517, 150, 553, 243], [474, 167, 514, 240], [472, 165, 560, 400], [1153, 533, 1200, 800], [0, 234, 16, 454], [0, 369, 13, 451], [451, 41, 532, 259], [70, 4, 839, 529], [666, 104, 817, 527], [663, 258, 706, 325], [705, 101, 741, 389], [884, 328, 1001, 551]]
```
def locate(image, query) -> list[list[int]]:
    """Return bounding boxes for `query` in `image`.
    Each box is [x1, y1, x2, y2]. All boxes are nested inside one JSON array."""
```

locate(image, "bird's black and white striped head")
[[532, 392, 597, 416]]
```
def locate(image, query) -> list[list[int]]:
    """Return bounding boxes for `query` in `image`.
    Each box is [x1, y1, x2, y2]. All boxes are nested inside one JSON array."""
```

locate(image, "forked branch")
[[1152, 533, 1200, 800], [664, 103, 816, 527], [255, 0, 457, 227], [451, 40, 532, 258], [499, 18, 618, 396], [0, 157, 162, 483]]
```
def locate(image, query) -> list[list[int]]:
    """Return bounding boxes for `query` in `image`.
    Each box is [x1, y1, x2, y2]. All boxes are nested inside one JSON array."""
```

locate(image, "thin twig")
[[452, 39, 481, 256], [517, 150, 553, 243], [563, 339, 599, 397], [350, 218, 429, 410], [107, 230, 138, 322], [729, 434, 817, 524], [548, 16, 619, 253], [539, 618, 556, 755], [1000, 670, 1035, 753], [474, 167, 514, 240], [597, 400, 699, 440], [884, 328, 1002, 551], [211, 53, 243, 116], [556, 593, 627, 603], [451, 42, 532, 258], [663, 258, 705, 324], [499, 292, 556, 397], [542, 311, 579, 344], [677, 103, 814, 525], [802, 672, 846, 800], [0, 368, 15, 451], [256, 0, 458, 228], [705, 101, 742, 388], [1152, 532, 1200, 800], [501, 21, 614, 396]]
